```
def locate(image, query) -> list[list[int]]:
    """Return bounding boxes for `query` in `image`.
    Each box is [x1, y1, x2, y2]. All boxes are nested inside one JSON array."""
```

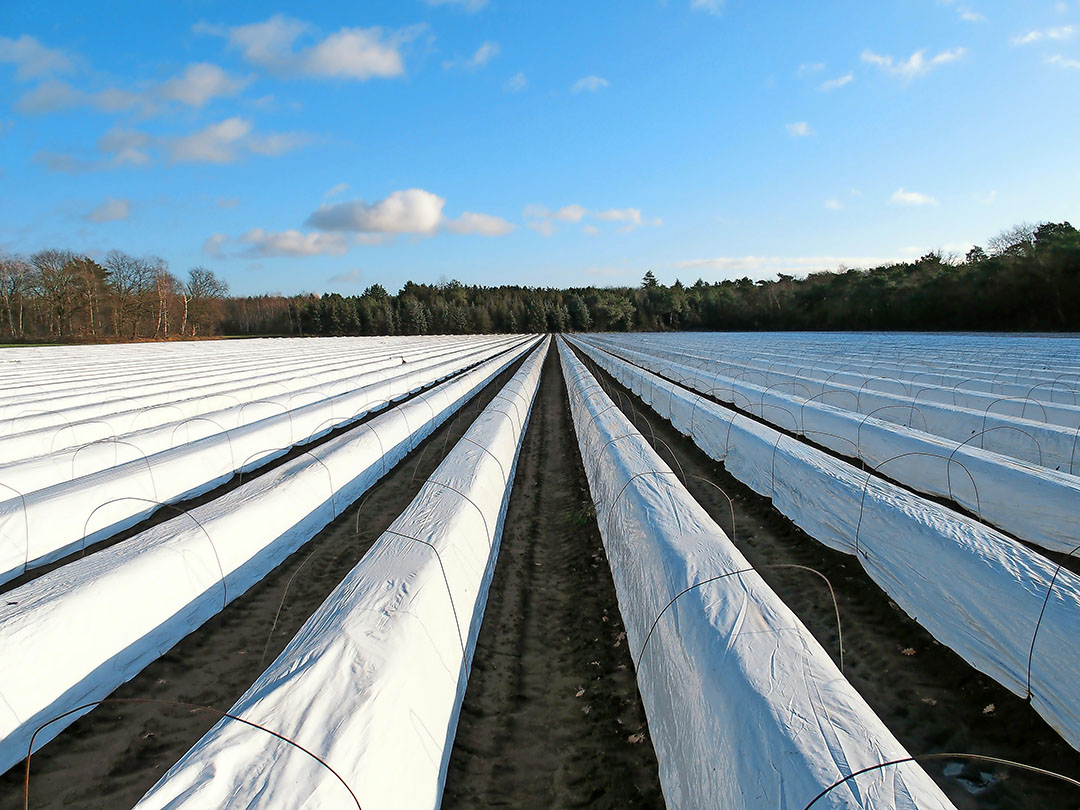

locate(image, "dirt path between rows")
[[443, 344, 665, 809], [572, 345, 1080, 810], [0, 354, 528, 810]]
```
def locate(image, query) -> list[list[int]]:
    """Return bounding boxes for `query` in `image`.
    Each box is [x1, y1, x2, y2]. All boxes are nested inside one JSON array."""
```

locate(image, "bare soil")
[[443, 344, 665, 809]]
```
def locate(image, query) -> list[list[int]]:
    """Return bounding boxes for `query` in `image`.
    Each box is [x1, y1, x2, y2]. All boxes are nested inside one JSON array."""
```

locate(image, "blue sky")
[[1, 0, 1078, 295]]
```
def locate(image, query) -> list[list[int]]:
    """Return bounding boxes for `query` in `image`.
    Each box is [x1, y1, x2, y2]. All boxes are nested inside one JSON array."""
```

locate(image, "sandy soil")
[[572, 345, 1080, 810], [0, 354, 527, 810], [443, 345, 665, 809]]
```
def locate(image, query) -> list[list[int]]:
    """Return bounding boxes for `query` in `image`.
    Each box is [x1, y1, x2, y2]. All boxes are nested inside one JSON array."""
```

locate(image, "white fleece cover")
[[0, 335, 507, 447], [568, 336, 1080, 752], [576, 335, 1080, 555], [584, 335, 1080, 473], [557, 339, 954, 810], [610, 335, 1080, 432], [0, 336, 532, 585], [0, 336, 541, 775], [133, 338, 548, 810]]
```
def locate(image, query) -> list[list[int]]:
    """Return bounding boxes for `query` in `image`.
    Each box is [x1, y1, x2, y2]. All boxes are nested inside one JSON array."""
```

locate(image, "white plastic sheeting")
[[0, 336, 532, 585], [0, 335, 516, 465], [134, 338, 549, 810], [577, 335, 1080, 554], [569, 336, 1080, 751], [0, 336, 490, 443], [558, 339, 954, 810], [0, 336, 541, 775], [584, 334, 1080, 472]]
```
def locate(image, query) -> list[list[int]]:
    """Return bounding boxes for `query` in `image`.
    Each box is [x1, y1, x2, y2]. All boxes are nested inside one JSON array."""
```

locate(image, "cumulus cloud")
[[84, 197, 131, 222], [861, 47, 966, 79], [200, 14, 416, 81], [445, 212, 515, 235], [0, 35, 74, 80], [241, 228, 350, 256], [1013, 26, 1074, 45], [890, 188, 940, 206], [786, 121, 814, 137], [820, 73, 853, 91], [307, 189, 446, 234], [571, 75, 609, 93]]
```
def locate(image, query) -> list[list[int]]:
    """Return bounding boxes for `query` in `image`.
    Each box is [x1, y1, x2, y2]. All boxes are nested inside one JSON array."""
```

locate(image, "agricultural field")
[[0, 333, 1078, 809]]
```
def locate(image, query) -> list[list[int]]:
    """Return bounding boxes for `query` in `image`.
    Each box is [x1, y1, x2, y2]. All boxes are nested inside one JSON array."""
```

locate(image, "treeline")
[[0, 250, 228, 340], [3, 221, 1078, 341]]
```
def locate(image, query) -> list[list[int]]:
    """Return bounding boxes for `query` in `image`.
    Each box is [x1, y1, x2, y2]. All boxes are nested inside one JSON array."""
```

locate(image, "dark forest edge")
[[2, 221, 1077, 343]]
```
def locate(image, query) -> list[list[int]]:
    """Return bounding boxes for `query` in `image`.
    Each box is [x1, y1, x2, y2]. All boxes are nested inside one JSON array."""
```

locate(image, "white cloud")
[[957, 8, 985, 22], [861, 48, 966, 79], [327, 269, 364, 284], [16, 63, 249, 116], [1013, 26, 1074, 46], [820, 73, 853, 91], [889, 188, 940, 206], [798, 62, 826, 75], [90, 118, 310, 166], [974, 190, 997, 204], [15, 80, 83, 114], [528, 219, 556, 236], [690, 0, 724, 16], [241, 228, 350, 256], [673, 255, 907, 281], [168, 117, 252, 163], [786, 121, 814, 137], [246, 131, 314, 156], [525, 203, 660, 234], [203, 14, 413, 81], [0, 35, 74, 80], [203, 233, 229, 257], [583, 225, 599, 236], [217, 198, 240, 209], [307, 189, 446, 233], [84, 197, 130, 223], [571, 75, 609, 93], [466, 41, 500, 69], [424, 0, 489, 11], [97, 128, 154, 166], [445, 212, 514, 236], [157, 63, 250, 106], [1046, 53, 1080, 68], [324, 183, 349, 199], [33, 150, 93, 173], [554, 204, 587, 222], [825, 198, 843, 210], [506, 71, 528, 92]]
